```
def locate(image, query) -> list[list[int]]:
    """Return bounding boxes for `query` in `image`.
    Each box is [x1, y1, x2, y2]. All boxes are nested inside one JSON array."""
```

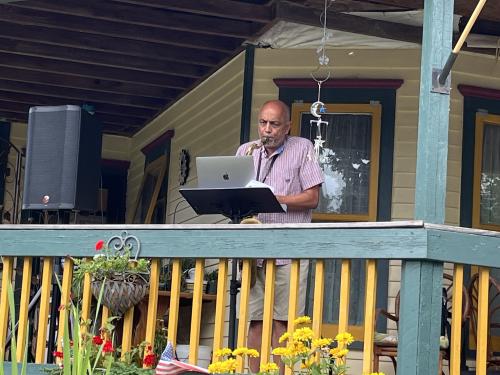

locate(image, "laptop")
[[196, 156, 255, 188]]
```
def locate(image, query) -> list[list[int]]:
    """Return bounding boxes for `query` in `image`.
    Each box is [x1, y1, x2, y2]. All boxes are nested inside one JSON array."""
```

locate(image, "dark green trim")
[[459, 95, 500, 228], [0, 121, 11, 214], [278, 87, 396, 223], [239, 44, 255, 144]]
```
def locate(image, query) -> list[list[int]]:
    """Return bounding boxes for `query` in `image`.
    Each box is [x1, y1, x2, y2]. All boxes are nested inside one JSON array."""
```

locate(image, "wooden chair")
[[373, 273, 470, 374], [468, 273, 500, 370]]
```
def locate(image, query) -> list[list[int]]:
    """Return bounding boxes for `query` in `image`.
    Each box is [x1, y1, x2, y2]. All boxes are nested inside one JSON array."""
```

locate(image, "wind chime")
[[310, 0, 334, 159]]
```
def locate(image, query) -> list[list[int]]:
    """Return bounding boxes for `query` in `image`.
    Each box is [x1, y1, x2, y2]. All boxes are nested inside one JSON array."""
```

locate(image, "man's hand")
[[275, 185, 320, 210]]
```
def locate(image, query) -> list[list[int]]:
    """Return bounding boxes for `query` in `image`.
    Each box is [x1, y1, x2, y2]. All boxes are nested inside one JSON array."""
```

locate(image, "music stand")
[[179, 186, 285, 348], [179, 186, 285, 224]]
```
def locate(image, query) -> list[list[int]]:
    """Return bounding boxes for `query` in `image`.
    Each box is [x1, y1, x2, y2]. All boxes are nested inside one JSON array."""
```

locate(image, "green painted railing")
[[0, 220, 499, 375]]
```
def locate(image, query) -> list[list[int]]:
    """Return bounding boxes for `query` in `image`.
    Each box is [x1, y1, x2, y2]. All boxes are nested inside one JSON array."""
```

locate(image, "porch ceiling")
[[0, 0, 499, 136]]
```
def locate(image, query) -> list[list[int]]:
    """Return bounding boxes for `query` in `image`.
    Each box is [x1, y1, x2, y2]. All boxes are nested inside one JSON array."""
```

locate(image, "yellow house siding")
[[128, 52, 245, 224], [252, 49, 499, 227], [253, 48, 425, 224]]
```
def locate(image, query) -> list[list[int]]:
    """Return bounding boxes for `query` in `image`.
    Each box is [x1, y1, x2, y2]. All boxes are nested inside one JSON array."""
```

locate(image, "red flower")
[[102, 340, 114, 353], [95, 240, 105, 251], [53, 351, 64, 359], [143, 353, 156, 367], [92, 335, 103, 345], [147, 345, 152, 351]]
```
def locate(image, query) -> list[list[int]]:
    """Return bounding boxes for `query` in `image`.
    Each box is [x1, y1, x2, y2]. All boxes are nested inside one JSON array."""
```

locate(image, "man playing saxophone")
[[236, 99, 324, 374]]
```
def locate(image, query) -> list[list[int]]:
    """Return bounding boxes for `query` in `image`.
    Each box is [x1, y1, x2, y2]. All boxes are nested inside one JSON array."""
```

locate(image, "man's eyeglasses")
[[258, 119, 282, 128]]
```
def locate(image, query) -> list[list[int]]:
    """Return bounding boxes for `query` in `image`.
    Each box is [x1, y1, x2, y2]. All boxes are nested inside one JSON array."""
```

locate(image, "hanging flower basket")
[[74, 231, 151, 317], [91, 272, 149, 316]]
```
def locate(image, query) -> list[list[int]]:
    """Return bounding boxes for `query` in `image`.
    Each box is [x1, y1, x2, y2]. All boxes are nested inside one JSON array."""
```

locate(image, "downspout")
[[239, 44, 256, 144]]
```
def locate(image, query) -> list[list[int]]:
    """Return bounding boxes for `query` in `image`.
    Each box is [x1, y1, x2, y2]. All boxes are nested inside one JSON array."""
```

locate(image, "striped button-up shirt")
[[236, 136, 324, 265]]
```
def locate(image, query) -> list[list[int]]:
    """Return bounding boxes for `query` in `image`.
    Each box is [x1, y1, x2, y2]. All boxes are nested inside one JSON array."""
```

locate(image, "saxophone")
[[245, 136, 270, 155]]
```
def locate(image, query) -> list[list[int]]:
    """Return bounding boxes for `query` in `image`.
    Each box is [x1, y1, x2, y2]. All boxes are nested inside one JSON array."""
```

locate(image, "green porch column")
[[398, 0, 454, 374]]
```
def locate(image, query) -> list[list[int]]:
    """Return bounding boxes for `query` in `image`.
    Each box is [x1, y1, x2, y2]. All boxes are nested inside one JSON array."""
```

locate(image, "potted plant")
[[205, 269, 218, 294], [73, 231, 150, 316]]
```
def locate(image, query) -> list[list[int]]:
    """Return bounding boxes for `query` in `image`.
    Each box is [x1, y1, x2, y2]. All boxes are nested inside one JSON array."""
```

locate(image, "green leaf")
[[7, 283, 18, 375], [21, 321, 29, 375], [62, 308, 71, 375]]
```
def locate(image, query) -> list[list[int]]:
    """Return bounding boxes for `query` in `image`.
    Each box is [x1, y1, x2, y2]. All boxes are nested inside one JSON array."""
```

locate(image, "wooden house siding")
[[128, 52, 245, 225], [250, 48, 500, 228]]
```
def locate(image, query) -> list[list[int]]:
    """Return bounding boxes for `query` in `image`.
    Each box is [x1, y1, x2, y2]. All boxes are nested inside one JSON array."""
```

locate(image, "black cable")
[[172, 198, 186, 224]]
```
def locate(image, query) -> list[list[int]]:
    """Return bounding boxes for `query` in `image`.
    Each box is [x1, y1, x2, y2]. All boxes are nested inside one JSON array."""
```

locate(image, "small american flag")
[[155, 342, 209, 375]]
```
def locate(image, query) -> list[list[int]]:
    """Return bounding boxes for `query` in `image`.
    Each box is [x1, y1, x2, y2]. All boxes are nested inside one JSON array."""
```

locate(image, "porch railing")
[[0, 221, 499, 375]]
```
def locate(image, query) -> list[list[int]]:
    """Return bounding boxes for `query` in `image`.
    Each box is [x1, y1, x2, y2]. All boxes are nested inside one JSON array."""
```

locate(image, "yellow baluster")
[[145, 259, 160, 355], [284, 259, 301, 375], [35, 257, 53, 363], [56, 257, 74, 362], [189, 259, 205, 364], [476, 267, 490, 374], [236, 259, 252, 372], [260, 259, 276, 368], [17, 257, 33, 361], [122, 307, 134, 359], [450, 264, 464, 375], [212, 259, 228, 363], [362, 260, 377, 374], [0, 256, 14, 362], [167, 259, 182, 348], [80, 261, 93, 336], [336, 259, 351, 365], [312, 260, 325, 338]]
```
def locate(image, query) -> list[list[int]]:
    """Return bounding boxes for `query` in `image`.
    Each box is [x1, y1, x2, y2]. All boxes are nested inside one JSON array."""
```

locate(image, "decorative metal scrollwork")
[[106, 231, 141, 260]]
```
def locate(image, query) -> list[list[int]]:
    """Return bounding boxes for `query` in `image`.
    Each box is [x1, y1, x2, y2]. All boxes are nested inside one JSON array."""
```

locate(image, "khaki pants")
[[248, 260, 309, 321]]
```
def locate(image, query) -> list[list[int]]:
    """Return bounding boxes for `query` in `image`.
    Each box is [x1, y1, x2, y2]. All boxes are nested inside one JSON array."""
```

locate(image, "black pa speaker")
[[23, 105, 102, 211]]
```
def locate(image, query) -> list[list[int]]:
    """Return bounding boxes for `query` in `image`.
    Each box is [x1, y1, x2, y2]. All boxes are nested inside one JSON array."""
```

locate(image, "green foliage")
[[45, 274, 159, 375], [0, 282, 28, 375], [106, 362, 153, 375], [73, 245, 150, 283]]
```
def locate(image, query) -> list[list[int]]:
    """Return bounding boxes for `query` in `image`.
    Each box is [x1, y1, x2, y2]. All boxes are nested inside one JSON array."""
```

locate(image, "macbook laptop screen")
[[196, 156, 255, 188]]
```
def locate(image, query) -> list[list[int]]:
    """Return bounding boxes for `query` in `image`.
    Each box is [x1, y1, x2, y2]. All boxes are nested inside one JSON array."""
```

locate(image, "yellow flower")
[[293, 316, 312, 325], [260, 362, 279, 373], [246, 348, 259, 358], [278, 332, 291, 343], [208, 362, 224, 374], [272, 347, 290, 356], [222, 358, 237, 373], [366, 373, 385, 375], [292, 327, 314, 342], [312, 337, 332, 348], [335, 332, 355, 346], [330, 347, 349, 358], [214, 347, 233, 358], [289, 341, 309, 355], [231, 347, 248, 356]]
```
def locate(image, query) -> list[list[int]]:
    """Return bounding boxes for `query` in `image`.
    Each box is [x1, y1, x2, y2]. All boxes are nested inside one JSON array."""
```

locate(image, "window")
[[131, 155, 168, 224], [473, 113, 500, 231], [130, 130, 173, 224], [291, 103, 381, 221]]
